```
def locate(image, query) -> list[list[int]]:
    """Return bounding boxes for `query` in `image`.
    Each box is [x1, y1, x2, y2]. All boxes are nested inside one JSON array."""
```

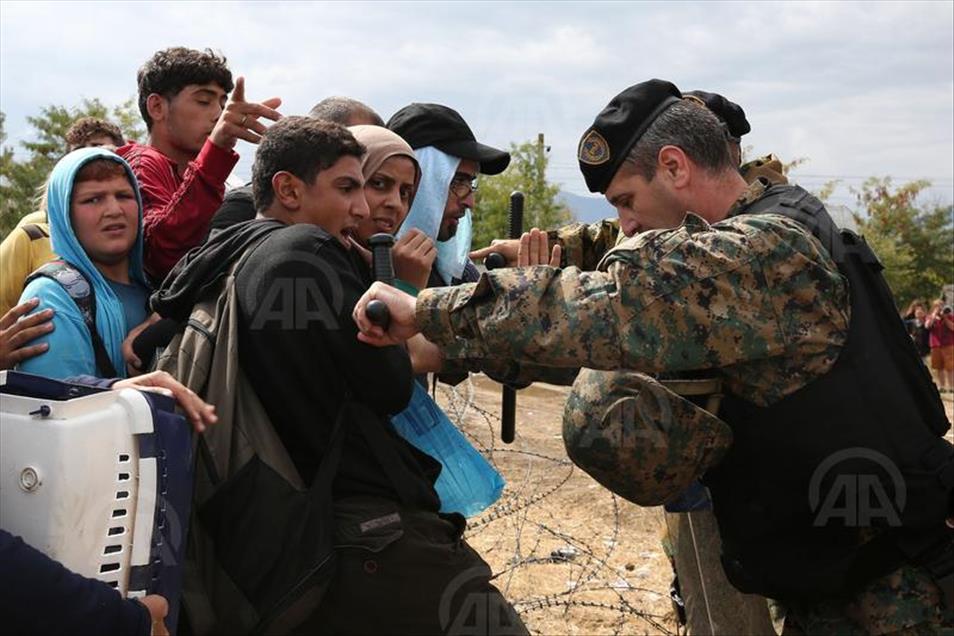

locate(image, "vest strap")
[[27, 261, 118, 378]]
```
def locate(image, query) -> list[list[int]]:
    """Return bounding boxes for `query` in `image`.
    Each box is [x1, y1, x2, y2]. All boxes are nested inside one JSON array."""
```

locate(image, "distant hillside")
[[558, 191, 615, 224]]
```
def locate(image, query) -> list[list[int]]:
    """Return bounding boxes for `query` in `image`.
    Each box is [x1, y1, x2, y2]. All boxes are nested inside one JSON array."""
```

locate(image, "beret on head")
[[578, 79, 683, 193], [562, 369, 733, 506], [682, 90, 751, 140]]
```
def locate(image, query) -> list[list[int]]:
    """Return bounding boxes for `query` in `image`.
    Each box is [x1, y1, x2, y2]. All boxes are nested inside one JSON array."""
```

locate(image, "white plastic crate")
[[0, 372, 159, 596]]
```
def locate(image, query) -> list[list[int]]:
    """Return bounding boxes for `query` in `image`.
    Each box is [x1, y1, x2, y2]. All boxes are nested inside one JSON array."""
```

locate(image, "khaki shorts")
[[930, 345, 954, 370]]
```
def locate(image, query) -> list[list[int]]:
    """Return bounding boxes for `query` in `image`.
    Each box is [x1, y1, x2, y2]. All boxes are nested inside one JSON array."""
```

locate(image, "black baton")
[[499, 191, 524, 444], [366, 233, 395, 328]]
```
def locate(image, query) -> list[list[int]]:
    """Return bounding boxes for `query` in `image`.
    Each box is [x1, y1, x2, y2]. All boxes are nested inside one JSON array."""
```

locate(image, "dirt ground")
[[435, 375, 679, 636], [434, 375, 954, 636]]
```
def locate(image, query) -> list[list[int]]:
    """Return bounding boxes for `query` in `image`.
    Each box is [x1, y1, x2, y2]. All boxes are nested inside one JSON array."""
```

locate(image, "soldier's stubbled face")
[[604, 161, 688, 236]]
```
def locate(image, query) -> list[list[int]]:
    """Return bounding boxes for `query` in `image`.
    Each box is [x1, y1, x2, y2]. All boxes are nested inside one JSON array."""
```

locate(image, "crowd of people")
[[0, 46, 951, 636], [904, 298, 954, 396]]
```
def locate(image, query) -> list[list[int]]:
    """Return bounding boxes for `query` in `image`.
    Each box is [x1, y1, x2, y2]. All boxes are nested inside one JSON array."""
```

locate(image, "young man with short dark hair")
[[207, 95, 383, 234], [65, 117, 125, 151], [118, 47, 281, 280], [153, 117, 526, 634]]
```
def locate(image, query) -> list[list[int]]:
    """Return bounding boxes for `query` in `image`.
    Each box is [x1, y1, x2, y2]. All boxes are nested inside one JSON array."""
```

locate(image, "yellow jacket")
[[0, 211, 57, 316]]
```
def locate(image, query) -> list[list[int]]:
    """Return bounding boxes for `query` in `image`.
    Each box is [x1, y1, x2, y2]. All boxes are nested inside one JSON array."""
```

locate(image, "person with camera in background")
[[926, 299, 954, 396]]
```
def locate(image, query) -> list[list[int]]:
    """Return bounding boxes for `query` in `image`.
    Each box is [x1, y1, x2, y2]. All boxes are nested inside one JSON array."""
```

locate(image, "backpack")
[[26, 260, 118, 378], [155, 238, 346, 635]]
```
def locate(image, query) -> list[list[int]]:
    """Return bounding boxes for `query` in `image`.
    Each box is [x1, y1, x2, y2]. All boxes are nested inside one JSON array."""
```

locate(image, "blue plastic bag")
[[391, 383, 505, 517]]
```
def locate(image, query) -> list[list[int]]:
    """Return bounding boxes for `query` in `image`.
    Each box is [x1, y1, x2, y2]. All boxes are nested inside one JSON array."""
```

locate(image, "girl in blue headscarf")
[[17, 148, 149, 380]]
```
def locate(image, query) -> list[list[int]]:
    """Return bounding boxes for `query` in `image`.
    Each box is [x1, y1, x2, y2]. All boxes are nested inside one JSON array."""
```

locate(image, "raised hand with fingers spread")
[[518, 227, 562, 267], [209, 76, 282, 150]]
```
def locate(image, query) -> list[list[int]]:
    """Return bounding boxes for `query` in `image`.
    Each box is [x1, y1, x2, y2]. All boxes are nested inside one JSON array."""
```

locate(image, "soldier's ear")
[[658, 146, 690, 188]]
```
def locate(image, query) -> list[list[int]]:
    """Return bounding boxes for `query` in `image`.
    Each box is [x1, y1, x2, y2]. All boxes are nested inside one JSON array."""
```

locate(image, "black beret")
[[682, 90, 751, 140], [578, 79, 682, 193], [387, 103, 510, 175]]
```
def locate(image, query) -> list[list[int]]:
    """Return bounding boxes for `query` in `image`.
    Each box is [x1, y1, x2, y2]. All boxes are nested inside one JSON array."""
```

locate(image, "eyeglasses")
[[449, 174, 478, 199]]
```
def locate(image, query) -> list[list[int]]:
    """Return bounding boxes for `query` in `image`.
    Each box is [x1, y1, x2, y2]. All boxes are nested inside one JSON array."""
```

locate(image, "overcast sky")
[[2, 1, 952, 210]]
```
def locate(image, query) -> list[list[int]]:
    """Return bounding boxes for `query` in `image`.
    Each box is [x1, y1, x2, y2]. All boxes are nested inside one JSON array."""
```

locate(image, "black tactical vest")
[[703, 184, 954, 602]]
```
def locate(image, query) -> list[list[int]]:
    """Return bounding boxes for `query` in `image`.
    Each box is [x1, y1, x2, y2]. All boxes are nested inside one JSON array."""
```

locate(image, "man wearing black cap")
[[354, 79, 953, 634], [387, 103, 509, 288]]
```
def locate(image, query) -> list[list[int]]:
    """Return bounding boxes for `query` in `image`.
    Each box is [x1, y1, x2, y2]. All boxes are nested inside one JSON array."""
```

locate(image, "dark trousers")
[[304, 496, 527, 636]]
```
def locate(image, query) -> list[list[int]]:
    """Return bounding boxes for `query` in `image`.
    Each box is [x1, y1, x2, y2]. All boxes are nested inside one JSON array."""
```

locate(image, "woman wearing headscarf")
[[347, 125, 434, 292]]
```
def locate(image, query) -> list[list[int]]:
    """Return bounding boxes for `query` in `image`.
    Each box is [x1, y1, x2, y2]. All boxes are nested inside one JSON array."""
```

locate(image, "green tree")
[[851, 177, 954, 307], [472, 137, 572, 251], [0, 98, 143, 236]]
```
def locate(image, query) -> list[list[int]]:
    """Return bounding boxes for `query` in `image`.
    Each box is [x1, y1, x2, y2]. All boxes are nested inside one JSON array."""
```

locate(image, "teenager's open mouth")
[[102, 223, 127, 233]]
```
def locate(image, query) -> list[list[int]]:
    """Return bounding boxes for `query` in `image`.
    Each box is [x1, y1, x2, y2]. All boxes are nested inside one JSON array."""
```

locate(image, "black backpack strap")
[[21, 224, 49, 240], [351, 402, 426, 507], [26, 261, 118, 378]]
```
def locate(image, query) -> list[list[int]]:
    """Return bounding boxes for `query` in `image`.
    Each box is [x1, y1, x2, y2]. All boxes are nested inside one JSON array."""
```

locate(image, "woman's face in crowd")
[[357, 155, 417, 244], [70, 175, 139, 266]]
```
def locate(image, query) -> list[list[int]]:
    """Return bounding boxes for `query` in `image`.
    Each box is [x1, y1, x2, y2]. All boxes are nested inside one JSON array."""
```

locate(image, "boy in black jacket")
[[155, 117, 525, 635]]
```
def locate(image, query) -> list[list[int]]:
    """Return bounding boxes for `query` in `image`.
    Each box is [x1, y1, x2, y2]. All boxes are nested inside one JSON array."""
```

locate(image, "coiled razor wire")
[[436, 377, 677, 636]]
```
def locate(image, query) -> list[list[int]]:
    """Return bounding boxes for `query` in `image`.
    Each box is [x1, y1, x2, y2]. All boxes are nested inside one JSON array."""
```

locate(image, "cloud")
[[1, 0, 951, 204]]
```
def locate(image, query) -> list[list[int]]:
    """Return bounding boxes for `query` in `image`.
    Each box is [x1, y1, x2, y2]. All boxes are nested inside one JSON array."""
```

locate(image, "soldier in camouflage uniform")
[[354, 79, 953, 634], [472, 88, 788, 272]]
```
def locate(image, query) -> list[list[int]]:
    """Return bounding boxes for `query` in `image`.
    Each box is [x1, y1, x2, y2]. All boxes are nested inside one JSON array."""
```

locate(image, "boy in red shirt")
[[118, 47, 281, 280]]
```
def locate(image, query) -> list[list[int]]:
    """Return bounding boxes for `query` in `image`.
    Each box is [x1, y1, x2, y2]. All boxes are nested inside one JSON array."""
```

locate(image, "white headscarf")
[[396, 146, 473, 283]]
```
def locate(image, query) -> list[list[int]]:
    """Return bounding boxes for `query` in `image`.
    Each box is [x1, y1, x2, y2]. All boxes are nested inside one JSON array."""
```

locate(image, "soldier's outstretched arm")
[[412, 214, 849, 379]]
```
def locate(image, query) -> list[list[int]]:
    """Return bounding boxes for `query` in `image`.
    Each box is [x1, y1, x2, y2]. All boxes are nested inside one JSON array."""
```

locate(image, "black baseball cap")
[[578, 79, 682, 193], [682, 90, 751, 140], [387, 103, 511, 175]]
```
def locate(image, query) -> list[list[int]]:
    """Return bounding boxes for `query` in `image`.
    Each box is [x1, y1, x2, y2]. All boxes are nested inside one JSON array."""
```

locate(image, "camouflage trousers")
[[781, 563, 952, 635]]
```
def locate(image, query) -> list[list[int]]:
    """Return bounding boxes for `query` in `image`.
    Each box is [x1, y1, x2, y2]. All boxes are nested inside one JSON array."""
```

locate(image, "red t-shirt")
[[118, 139, 238, 280], [928, 313, 954, 348]]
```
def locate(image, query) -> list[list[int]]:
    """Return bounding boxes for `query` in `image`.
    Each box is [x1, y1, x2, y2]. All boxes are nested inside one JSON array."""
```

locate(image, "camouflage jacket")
[[420, 181, 850, 406]]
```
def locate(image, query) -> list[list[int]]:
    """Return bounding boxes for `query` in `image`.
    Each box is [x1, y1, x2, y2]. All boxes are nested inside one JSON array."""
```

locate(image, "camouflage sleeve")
[[416, 213, 849, 405], [547, 218, 621, 271], [438, 354, 580, 388]]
